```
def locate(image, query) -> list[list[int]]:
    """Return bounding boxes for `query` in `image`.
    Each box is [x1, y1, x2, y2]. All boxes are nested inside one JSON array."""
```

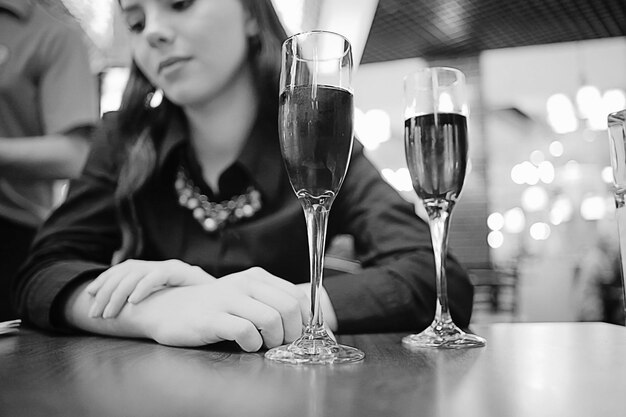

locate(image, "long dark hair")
[[112, 0, 288, 263]]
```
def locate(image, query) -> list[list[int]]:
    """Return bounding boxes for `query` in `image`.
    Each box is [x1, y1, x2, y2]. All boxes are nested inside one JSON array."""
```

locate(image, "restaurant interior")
[[54, 0, 626, 326]]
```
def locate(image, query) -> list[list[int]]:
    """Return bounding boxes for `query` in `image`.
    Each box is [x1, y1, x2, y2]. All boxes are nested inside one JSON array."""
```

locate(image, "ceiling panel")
[[362, 0, 626, 63]]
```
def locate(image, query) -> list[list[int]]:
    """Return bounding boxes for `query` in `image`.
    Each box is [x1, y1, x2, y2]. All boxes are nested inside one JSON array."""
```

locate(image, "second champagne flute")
[[264, 31, 365, 364], [402, 67, 486, 349]]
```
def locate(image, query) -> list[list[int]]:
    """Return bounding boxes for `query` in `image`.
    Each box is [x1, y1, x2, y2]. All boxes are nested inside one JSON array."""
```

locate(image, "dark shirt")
[[12, 111, 474, 334]]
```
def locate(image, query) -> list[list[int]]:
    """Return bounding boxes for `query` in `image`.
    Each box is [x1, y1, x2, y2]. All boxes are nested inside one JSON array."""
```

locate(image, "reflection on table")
[[1, 322, 625, 417]]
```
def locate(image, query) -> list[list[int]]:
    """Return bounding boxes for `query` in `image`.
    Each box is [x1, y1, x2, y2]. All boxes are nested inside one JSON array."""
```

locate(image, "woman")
[[12, 0, 474, 352]]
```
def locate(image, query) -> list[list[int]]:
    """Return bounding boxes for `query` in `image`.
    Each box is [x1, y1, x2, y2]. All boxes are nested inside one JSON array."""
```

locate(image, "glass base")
[[265, 327, 364, 364], [402, 319, 486, 350]]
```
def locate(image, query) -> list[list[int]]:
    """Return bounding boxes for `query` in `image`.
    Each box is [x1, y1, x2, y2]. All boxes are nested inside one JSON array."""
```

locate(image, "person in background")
[[12, 0, 474, 351], [573, 220, 625, 325], [0, 0, 99, 321]]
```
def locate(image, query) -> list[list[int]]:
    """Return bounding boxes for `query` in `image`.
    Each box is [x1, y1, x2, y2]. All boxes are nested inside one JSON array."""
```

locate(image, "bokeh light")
[[504, 207, 526, 234], [549, 141, 564, 157], [521, 186, 549, 212], [549, 196, 573, 225], [487, 212, 505, 231], [580, 195, 607, 221], [487, 231, 504, 249], [529, 222, 551, 240]]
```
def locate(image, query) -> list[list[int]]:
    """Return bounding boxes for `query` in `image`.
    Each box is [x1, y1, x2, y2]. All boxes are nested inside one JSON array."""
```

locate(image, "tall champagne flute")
[[265, 31, 365, 364], [402, 67, 486, 349]]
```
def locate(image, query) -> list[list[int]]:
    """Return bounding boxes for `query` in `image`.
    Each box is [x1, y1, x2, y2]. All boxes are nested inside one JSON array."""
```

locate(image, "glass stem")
[[301, 197, 331, 331], [426, 199, 454, 325]]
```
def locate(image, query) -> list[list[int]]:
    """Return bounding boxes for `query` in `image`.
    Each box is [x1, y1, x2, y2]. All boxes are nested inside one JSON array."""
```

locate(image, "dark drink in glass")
[[404, 112, 468, 202], [279, 84, 354, 200]]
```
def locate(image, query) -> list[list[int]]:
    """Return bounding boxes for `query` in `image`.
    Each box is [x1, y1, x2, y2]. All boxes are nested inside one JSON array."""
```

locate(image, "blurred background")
[[54, 0, 626, 324]]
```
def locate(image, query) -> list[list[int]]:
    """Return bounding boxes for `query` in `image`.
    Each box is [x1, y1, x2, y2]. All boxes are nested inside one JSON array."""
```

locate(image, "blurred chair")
[[468, 265, 518, 322], [324, 234, 361, 277]]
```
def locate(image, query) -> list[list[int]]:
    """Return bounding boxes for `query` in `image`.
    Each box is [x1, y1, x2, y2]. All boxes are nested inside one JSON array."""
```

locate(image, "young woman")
[[12, 0, 474, 352]]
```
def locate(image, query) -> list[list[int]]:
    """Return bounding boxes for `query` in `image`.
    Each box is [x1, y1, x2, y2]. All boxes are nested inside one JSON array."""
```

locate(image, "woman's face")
[[119, 0, 257, 107]]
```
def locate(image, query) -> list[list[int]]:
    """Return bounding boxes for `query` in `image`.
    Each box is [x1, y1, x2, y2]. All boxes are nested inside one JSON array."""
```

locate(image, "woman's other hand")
[[85, 259, 212, 319], [136, 267, 308, 350]]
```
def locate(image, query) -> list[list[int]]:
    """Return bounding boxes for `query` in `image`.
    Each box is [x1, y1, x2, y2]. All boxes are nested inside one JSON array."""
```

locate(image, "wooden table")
[[1, 322, 625, 417]]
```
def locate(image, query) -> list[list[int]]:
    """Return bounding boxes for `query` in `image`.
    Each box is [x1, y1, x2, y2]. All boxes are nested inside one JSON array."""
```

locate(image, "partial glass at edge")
[[607, 109, 626, 324], [264, 31, 364, 364], [402, 67, 486, 349]]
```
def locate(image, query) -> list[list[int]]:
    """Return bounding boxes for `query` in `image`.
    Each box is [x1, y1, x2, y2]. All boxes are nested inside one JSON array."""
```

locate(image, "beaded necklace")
[[174, 165, 262, 232]]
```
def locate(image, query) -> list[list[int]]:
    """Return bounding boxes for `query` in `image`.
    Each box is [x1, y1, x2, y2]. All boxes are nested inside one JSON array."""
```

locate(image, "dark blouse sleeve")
[[324, 142, 474, 333], [11, 117, 123, 330]]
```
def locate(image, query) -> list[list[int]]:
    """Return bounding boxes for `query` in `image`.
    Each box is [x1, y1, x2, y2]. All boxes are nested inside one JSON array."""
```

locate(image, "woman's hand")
[[85, 259, 213, 319], [130, 267, 309, 351]]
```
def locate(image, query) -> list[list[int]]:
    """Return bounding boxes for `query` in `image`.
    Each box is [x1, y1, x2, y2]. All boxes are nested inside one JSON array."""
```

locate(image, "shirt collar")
[[158, 109, 284, 202], [0, 0, 34, 19]]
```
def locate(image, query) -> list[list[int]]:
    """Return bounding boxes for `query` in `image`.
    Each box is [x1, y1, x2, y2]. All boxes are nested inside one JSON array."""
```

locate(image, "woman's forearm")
[[0, 130, 91, 179], [63, 281, 151, 339]]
